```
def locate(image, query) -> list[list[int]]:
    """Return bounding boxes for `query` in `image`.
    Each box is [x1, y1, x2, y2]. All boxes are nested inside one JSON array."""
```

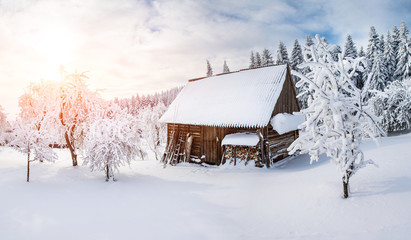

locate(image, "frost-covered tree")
[[289, 35, 384, 198], [139, 102, 167, 160], [56, 72, 102, 166], [261, 48, 274, 66], [18, 81, 59, 133], [249, 51, 256, 68], [10, 119, 57, 182], [395, 22, 411, 81], [206, 60, 213, 77], [276, 41, 289, 64], [255, 52, 262, 67], [306, 34, 314, 47], [343, 35, 358, 59], [223, 60, 230, 73], [83, 104, 142, 181], [369, 80, 411, 132]]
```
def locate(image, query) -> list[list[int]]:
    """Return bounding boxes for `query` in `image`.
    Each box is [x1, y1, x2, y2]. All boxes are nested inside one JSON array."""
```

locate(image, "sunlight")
[[30, 28, 76, 65]]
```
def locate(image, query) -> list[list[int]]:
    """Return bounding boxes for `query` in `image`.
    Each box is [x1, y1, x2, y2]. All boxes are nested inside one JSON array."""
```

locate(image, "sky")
[[0, 0, 410, 118]]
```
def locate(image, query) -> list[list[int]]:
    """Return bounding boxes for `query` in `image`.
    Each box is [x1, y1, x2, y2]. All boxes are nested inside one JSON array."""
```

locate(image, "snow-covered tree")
[[0, 105, 6, 135], [289, 35, 384, 198], [392, 25, 401, 66], [358, 46, 365, 57], [290, 39, 305, 108], [223, 60, 230, 73], [10, 119, 57, 182], [329, 44, 342, 62], [306, 34, 314, 47], [394, 22, 411, 81], [56, 72, 102, 166], [369, 51, 387, 92], [343, 35, 358, 59], [249, 51, 256, 69], [206, 60, 213, 77], [369, 80, 411, 132], [255, 52, 262, 67], [367, 26, 381, 67], [261, 48, 274, 66], [276, 41, 289, 64], [384, 31, 397, 83], [139, 102, 167, 161], [82, 104, 142, 181], [18, 81, 59, 132], [365, 27, 388, 93], [290, 39, 304, 71]]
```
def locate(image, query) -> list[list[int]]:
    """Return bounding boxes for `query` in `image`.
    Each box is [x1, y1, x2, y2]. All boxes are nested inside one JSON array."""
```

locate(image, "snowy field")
[[1, 133, 411, 240]]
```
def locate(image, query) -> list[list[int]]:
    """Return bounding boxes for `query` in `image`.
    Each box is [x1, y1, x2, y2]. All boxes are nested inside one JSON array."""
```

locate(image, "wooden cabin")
[[159, 64, 300, 167]]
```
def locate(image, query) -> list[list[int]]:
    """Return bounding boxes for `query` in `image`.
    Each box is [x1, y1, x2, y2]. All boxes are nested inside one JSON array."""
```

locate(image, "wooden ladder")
[[170, 136, 185, 165]]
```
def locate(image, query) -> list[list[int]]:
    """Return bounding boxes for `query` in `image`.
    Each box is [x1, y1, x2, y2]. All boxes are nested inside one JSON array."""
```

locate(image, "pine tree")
[[255, 52, 262, 67], [290, 39, 304, 71], [394, 22, 411, 81], [276, 41, 289, 64], [261, 48, 274, 66], [329, 44, 342, 62], [366, 26, 381, 67], [343, 35, 358, 59], [356, 46, 367, 89], [384, 31, 397, 83], [223, 60, 230, 73], [290, 39, 306, 109], [249, 51, 256, 69], [343, 35, 362, 88], [206, 60, 213, 77], [392, 25, 401, 62], [358, 46, 366, 57], [369, 52, 387, 92]]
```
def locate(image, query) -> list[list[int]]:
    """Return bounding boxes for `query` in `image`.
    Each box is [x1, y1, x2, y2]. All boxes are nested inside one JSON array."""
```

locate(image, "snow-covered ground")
[[1, 133, 411, 240]]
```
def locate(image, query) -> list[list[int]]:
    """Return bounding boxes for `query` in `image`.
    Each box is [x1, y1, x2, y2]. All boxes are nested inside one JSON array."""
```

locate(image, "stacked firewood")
[[223, 145, 259, 166]]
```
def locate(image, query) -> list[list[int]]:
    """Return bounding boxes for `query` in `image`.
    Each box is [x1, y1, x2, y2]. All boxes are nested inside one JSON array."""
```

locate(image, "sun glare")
[[29, 28, 76, 65]]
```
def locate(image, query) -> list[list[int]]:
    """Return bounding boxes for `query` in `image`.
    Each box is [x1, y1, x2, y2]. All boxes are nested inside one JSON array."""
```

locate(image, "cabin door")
[[203, 126, 224, 165]]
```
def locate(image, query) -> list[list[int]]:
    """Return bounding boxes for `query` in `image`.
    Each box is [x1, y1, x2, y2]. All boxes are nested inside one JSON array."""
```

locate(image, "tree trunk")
[[64, 131, 77, 166], [27, 152, 30, 182], [343, 179, 349, 198], [106, 165, 109, 181]]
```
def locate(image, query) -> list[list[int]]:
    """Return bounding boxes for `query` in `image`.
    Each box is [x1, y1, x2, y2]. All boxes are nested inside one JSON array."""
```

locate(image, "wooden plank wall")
[[167, 124, 202, 159], [167, 124, 260, 165]]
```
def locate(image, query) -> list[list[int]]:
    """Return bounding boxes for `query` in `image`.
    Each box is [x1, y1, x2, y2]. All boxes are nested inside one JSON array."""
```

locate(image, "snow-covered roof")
[[160, 65, 288, 128], [221, 133, 260, 146], [270, 113, 305, 135]]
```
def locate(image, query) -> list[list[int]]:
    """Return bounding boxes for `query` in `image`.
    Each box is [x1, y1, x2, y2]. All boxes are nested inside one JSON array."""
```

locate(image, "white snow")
[[1, 132, 411, 240], [270, 112, 305, 134], [221, 132, 259, 146], [159, 65, 288, 128]]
